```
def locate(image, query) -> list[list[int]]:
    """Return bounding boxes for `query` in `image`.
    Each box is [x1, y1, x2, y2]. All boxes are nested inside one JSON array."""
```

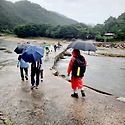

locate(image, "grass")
[[97, 53, 125, 57], [5, 114, 14, 125], [120, 41, 125, 43], [0, 33, 16, 37], [4, 50, 12, 53]]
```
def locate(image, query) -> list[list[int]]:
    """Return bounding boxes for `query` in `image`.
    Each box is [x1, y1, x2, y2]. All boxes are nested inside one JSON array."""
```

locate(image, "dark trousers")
[[31, 69, 40, 86], [40, 69, 43, 79], [54, 47, 56, 52], [20, 67, 28, 79]]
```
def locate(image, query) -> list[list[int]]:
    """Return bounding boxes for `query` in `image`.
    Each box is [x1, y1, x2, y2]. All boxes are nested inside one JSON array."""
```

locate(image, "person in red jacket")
[[67, 49, 87, 98]]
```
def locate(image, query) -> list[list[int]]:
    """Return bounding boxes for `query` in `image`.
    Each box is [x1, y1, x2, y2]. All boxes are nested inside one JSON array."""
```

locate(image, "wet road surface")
[[0, 40, 125, 125]]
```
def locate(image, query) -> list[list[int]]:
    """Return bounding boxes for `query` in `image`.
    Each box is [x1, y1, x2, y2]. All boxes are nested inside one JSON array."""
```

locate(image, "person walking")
[[67, 49, 87, 98], [45, 46, 50, 55], [54, 43, 57, 52], [17, 55, 29, 81], [31, 59, 42, 89]]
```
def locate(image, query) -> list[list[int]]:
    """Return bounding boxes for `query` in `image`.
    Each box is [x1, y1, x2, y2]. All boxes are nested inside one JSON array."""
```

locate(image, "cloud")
[[39, 0, 125, 24], [7, 0, 125, 24]]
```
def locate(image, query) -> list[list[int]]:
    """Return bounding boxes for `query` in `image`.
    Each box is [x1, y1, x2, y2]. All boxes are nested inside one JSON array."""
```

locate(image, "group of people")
[[43, 42, 62, 55], [54, 42, 62, 52], [17, 55, 43, 89], [17, 46, 87, 98]]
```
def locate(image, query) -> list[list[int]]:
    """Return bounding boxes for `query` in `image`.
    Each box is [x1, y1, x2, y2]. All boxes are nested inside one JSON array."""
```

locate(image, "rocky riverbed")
[[94, 42, 125, 49]]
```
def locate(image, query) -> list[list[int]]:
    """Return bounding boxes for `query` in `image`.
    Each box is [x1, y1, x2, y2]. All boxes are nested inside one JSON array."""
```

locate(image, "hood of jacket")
[[72, 49, 80, 57]]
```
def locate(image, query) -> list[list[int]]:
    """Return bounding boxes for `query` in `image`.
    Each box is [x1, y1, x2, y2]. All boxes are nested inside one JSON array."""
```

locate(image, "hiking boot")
[[71, 92, 78, 98], [25, 76, 28, 80], [31, 85, 35, 90], [81, 90, 85, 97], [35, 86, 38, 89], [22, 78, 24, 81]]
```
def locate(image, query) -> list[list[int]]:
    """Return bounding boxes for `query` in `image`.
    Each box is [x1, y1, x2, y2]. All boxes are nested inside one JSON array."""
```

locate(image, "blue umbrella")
[[68, 40, 97, 52], [14, 43, 30, 54], [21, 45, 44, 62]]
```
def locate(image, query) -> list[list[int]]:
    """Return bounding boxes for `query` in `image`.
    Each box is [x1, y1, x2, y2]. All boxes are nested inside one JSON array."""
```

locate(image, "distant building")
[[104, 33, 115, 42], [104, 33, 115, 37]]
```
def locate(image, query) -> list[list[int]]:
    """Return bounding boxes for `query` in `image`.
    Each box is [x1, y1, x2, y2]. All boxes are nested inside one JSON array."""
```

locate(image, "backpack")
[[72, 56, 86, 77]]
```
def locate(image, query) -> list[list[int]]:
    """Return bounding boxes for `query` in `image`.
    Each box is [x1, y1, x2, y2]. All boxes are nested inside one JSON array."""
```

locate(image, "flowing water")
[[55, 48, 125, 98], [0, 40, 18, 69]]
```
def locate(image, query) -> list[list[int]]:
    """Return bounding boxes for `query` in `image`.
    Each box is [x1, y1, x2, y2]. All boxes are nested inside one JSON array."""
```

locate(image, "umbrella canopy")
[[45, 45, 51, 48], [21, 45, 44, 62], [45, 45, 51, 50], [68, 40, 97, 52], [14, 43, 30, 54]]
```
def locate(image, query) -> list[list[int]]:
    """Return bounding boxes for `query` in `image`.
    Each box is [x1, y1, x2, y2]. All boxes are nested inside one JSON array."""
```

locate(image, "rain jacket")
[[17, 55, 29, 68], [67, 50, 87, 89]]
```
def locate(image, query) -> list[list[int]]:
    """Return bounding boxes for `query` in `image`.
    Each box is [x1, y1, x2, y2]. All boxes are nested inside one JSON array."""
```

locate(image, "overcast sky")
[[7, 0, 125, 25]]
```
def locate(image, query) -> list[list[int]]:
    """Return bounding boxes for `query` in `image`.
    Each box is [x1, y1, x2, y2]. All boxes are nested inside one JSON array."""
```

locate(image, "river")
[[55, 48, 125, 98], [0, 39, 18, 69]]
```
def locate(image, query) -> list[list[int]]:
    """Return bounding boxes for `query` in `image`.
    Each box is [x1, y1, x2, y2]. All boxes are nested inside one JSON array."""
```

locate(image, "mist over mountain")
[[0, 0, 78, 30]]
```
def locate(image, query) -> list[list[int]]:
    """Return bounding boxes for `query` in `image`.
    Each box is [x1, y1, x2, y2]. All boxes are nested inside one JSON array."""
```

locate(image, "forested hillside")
[[0, 0, 25, 30], [0, 0, 125, 41], [13, 12, 125, 41], [0, 0, 77, 32]]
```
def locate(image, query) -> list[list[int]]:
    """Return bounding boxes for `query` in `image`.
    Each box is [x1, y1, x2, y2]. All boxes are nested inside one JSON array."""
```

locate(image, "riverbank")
[[1, 36, 125, 51], [94, 42, 125, 49], [0, 38, 125, 124], [0, 36, 59, 45]]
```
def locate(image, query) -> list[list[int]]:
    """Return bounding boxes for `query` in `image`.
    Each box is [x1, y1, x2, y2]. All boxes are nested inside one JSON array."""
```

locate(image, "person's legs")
[[54, 47, 56, 52], [71, 88, 78, 98], [77, 77, 85, 97], [24, 68, 28, 80], [81, 88, 85, 97], [31, 70, 35, 89], [40, 69, 43, 82], [73, 88, 77, 93], [36, 69, 40, 88], [70, 75, 85, 98], [70, 76, 79, 98], [20, 67, 24, 81]]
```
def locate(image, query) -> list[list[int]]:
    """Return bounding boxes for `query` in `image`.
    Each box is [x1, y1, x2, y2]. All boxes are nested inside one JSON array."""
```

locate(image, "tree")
[[58, 25, 78, 39], [104, 16, 117, 33]]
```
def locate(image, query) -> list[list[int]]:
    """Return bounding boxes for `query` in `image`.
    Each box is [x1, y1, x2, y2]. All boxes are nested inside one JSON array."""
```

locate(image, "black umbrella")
[[68, 40, 97, 52], [14, 43, 30, 54]]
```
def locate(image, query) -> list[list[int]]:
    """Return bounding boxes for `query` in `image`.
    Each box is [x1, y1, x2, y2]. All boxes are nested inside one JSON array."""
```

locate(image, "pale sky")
[[7, 0, 125, 25]]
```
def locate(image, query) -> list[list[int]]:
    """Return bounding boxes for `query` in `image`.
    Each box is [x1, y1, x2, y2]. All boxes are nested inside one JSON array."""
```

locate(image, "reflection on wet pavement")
[[0, 39, 125, 125]]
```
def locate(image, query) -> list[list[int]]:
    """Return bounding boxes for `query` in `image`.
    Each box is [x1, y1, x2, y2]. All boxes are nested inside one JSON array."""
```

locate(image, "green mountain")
[[0, 0, 78, 31]]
